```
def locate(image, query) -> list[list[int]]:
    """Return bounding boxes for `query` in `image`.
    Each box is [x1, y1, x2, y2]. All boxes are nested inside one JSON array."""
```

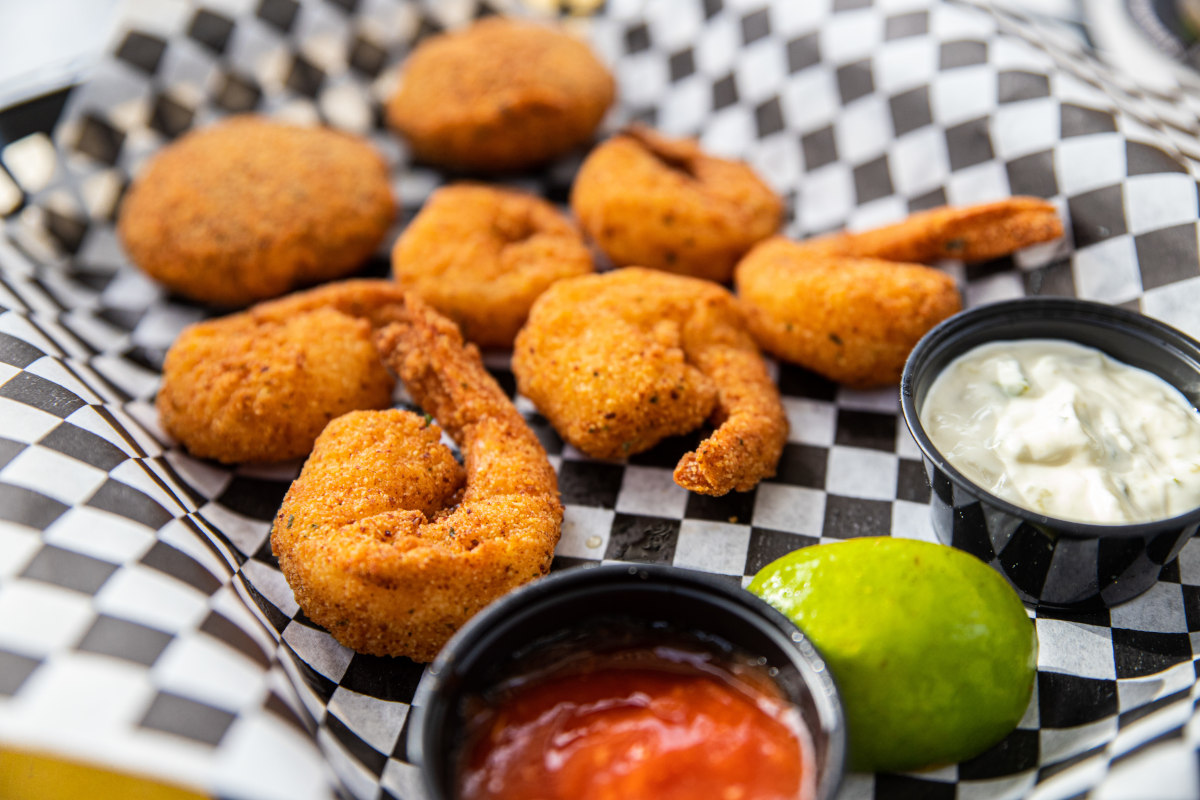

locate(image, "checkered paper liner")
[[2, 0, 1200, 798]]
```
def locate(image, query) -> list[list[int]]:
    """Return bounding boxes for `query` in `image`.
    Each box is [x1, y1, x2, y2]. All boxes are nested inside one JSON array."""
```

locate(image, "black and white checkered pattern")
[[3, 0, 1200, 798], [0, 260, 335, 797]]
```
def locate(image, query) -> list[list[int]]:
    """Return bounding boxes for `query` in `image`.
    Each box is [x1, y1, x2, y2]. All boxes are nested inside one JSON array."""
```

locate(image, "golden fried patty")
[[118, 115, 394, 306], [386, 17, 615, 172]]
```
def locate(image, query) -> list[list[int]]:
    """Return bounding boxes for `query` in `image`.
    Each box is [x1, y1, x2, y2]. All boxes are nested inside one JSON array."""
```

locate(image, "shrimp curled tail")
[[671, 293, 789, 494], [799, 196, 1062, 263], [270, 295, 562, 662]]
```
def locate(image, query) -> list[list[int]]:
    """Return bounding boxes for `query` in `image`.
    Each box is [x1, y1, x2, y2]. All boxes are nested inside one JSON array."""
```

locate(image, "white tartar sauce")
[[919, 339, 1200, 524]]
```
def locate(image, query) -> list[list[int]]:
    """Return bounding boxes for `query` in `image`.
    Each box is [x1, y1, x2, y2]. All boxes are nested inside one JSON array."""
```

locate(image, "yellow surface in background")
[[521, 0, 604, 15], [0, 749, 208, 800]]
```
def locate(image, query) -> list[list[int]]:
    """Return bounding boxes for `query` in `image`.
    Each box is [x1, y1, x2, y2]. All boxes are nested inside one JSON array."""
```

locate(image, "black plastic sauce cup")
[[408, 563, 846, 800], [900, 297, 1200, 609]]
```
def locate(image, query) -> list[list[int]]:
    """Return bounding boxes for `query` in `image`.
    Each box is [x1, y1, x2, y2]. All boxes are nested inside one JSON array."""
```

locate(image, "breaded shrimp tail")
[[673, 295, 788, 494], [378, 300, 561, 506], [271, 295, 562, 661], [801, 197, 1062, 263]]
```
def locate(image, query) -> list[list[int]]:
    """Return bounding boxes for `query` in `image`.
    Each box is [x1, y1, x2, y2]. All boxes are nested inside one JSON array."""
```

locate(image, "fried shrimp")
[[386, 17, 614, 172], [118, 116, 394, 306], [271, 297, 562, 661], [569, 125, 783, 283], [513, 268, 787, 495], [157, 280, 413, 464], [391, 183, 593, 347], [736, 242, 962, 388], [734, 198, 1063, 388], [796, 197, 1062, 263]]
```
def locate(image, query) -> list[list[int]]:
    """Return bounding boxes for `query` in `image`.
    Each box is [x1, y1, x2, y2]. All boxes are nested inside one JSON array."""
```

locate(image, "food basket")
[[1, 0, 1199, 797]]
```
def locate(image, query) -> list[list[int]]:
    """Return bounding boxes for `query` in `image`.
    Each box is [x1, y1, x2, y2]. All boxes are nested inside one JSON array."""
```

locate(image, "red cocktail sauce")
[[456, 645, 813, 800]]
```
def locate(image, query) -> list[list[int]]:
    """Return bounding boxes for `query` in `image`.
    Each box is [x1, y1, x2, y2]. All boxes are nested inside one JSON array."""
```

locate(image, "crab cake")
[[570, 125, 783, 283], [386, 17, 615, 172], [118, 115, 395, 306], [391, 183, 593, 347]]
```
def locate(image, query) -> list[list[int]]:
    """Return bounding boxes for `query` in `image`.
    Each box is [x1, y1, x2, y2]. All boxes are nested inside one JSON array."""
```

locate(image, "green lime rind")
[[748, 537, 1037, 774]]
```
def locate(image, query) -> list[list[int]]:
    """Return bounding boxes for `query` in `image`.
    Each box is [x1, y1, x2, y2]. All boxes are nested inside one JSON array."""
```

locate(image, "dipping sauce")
[[920, 339, 1200, 524], [456, 643, 812, 800]]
